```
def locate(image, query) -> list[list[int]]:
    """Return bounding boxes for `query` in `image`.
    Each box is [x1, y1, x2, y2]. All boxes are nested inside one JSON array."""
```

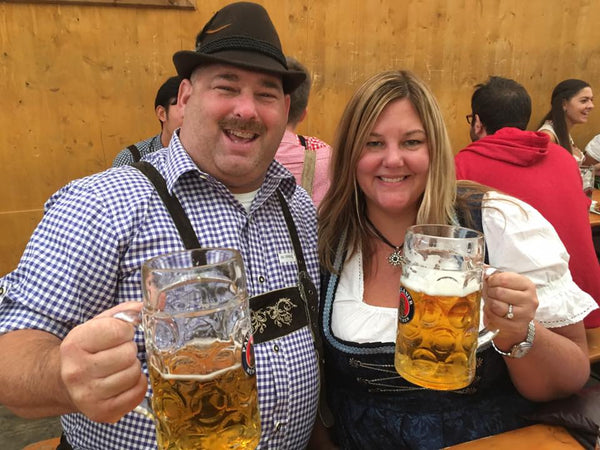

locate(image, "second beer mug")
[[394, 225, 497, 391], [133, 248, 260, 450]]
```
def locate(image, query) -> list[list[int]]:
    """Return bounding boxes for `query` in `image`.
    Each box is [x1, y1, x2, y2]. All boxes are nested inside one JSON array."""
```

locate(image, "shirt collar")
[[159, 131, 297, 200]]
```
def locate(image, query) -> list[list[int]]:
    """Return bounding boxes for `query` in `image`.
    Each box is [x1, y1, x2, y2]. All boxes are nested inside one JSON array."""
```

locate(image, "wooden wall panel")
[[1, 0, 599, 275]]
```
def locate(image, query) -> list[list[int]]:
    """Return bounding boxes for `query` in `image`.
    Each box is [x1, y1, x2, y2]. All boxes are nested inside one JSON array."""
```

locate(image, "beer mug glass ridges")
[[395, 225, 485, 391], [142, 248, 260, 450]]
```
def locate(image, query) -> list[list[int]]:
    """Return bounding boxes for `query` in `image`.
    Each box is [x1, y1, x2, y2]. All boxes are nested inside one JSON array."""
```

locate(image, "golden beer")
[[148, 340, 260, 450], [394, 279, 481, 390]]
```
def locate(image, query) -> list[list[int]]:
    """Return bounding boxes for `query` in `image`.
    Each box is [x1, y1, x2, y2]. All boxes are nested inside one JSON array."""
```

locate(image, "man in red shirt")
[[455, 76, 600, 327]]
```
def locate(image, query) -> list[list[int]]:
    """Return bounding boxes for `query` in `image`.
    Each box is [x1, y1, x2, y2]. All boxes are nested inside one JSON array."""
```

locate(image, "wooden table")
[[590, 189, 600, 228], [445, 424, 583, 449], [587, 327, 600, 363]]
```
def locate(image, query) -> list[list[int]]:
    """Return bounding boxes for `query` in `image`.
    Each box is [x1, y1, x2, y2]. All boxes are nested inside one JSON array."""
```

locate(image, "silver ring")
[[504, 304, 514, 320]]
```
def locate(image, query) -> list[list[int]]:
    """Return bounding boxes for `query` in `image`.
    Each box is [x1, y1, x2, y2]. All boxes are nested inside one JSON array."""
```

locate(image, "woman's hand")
[[482, 271, 538, 352]]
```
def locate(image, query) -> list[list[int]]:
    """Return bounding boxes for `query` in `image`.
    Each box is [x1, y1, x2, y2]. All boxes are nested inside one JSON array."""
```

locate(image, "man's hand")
[[60, 301, 147, 423]]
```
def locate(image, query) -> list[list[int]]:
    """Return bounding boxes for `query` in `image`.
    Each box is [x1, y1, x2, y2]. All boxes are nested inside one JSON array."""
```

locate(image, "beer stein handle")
[[476, 266, 502, 352], [112, 309, 155, 421], [113, 309, 142, 327], [476, 327, 499, 352]]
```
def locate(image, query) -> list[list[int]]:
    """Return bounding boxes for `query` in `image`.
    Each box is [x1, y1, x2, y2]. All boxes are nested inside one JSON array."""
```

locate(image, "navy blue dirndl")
[[320, 189, 536, 449]]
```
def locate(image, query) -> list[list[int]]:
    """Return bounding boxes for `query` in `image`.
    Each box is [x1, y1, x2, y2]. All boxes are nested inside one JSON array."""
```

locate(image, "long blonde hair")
[[318, 70, 456, 272]]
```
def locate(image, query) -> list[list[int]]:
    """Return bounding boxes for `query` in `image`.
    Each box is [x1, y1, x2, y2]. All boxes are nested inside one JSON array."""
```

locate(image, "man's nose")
[[233, 92, 259, 119]]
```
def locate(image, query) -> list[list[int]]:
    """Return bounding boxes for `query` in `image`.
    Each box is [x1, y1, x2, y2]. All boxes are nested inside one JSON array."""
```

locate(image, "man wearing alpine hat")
[[0, 2, 323, 449]]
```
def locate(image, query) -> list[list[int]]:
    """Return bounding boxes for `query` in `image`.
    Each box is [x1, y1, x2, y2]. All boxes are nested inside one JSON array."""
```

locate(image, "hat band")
[[199, 36, 287, 68]]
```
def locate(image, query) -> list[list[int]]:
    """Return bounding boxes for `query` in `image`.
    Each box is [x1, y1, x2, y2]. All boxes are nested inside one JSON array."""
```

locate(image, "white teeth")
[[228, 129, 255, 140], [380, 176, 407, 182]]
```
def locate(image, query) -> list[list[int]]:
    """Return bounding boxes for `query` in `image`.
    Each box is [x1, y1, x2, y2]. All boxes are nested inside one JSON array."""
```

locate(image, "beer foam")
[[155, 362, 243, 381], [401, 269, 480, 297]]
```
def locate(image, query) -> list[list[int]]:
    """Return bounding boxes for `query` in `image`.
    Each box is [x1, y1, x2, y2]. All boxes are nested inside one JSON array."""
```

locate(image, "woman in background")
[[537, 79, 594, 164], [317, 70, 596, 449]]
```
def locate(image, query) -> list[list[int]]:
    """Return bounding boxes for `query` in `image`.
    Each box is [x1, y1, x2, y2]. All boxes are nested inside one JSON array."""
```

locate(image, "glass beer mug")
[[116, 248, 260, 450], [394, 225, 497, 391]]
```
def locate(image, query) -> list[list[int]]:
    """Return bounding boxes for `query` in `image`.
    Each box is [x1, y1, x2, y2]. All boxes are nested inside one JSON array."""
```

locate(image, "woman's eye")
[[365, 141, 383, 148], [405, 139, 422, 147]]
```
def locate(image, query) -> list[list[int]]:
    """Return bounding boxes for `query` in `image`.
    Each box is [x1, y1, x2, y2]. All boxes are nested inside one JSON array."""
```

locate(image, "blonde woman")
[[316, 71, 596, 449]]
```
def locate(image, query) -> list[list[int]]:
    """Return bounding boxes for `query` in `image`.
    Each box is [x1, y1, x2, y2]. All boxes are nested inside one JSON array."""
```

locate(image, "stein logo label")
[[398, 287, 414, 324], [242, 334, 256, 376]]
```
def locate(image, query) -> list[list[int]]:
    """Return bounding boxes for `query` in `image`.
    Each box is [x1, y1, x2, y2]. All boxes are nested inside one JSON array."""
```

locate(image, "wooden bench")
[[444, 424, 583, 449], [587, 327, 600, 364], [0, 405, 62, 449], [23, 437, 61, 450]]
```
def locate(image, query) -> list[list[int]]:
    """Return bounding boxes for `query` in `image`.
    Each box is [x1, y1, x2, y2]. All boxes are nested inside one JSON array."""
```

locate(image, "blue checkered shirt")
[[112, 133, 163, 167], [0, 133, 320, 449]]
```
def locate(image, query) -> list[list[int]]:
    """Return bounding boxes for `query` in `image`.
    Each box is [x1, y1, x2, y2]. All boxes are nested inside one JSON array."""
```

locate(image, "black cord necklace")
[[365, 216, 403, 267]]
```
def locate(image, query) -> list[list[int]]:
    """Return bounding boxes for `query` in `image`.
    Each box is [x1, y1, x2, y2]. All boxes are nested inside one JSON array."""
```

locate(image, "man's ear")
[[284, 93, 291, 116], [473, 114, 487, 137], [298, 108, 308, 124], [155, 105, 167, 124], [178, 78, 193, 111]]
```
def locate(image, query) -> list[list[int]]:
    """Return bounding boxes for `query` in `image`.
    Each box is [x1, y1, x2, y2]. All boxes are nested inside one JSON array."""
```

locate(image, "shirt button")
[[274, 421, 286, 432], [259, 275, 265, 283], [273, 344, 279, 353]]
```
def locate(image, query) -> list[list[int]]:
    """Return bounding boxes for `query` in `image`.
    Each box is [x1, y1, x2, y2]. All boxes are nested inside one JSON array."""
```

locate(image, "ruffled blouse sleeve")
[[482, 191, 598, 327]]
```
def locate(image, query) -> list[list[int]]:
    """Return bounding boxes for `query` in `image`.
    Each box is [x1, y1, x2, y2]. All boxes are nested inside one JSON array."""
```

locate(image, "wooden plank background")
[[1, 0, 599, 276]]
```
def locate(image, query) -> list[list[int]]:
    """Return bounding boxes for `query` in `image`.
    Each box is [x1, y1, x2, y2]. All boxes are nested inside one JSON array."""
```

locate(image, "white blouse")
[[585, 134, 600, 161], [331, 191, 598, 344], [538, 121, 584, 165]]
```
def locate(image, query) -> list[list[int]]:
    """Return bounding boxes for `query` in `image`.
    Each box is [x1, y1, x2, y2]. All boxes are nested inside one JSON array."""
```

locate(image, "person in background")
[[316, 70, 596, 449], [112, 75, 184, 167], [0, 3, 321, 449], [275, 56, 332, 206], [456, 76, 600, 328], [584, 134, 600, 177], [537, 78, 594, 165]]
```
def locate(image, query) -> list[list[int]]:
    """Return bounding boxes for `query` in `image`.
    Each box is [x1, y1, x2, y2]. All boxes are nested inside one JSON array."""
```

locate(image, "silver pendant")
[[387, 249, 403, 267]]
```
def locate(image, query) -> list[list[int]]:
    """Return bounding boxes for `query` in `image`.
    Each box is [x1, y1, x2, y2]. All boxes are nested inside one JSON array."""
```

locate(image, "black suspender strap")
[[132, 161, 203, 256], [276, 189, 309, 275], [128, 144, 141, 163], [275, 189, 334, 426], [297, 134, 307, 149], [275, 188, 324, 352], [298, 135, 316, 198]]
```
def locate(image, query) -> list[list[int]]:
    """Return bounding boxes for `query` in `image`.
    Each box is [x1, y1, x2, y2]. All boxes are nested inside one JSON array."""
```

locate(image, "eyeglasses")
[[466, 114, 474, 125]]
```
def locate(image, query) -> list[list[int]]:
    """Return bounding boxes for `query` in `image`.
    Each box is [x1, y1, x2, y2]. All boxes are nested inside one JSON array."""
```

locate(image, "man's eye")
[[216, 85, 236, 92]]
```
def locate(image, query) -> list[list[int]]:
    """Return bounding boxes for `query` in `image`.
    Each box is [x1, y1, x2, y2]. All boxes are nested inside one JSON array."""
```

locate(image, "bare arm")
[[0, 302, 147, 423], [583, 153, 600, 166], [483, 272, 589, 401], [538, 129, 558, 144], [0, 329, 72, 417]]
